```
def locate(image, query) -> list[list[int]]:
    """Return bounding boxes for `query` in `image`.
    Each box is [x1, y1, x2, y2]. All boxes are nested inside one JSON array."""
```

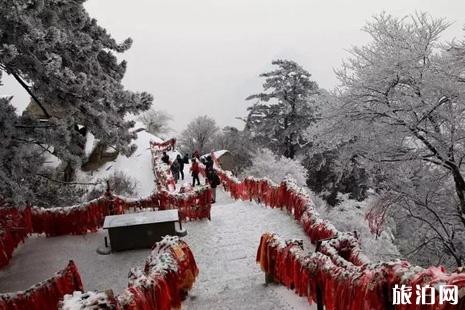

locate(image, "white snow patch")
[[83, 132, 96, 158], [201, 150, 229, 159], [42, 151, 61, 170], [61, 291, 111, 310], [76, 128, 163, 197]]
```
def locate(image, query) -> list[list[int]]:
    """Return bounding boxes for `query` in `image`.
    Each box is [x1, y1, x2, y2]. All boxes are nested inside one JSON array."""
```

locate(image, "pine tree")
[[245, 60, 319, 159], [0, 97, 44, 203], [0, 0, 153, 203], [0, 0, 153, 162]]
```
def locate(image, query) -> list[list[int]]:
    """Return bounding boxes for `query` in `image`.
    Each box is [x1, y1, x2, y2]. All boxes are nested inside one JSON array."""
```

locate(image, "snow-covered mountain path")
[[0, 188, 316, 309], [183, 189, 315, 310]]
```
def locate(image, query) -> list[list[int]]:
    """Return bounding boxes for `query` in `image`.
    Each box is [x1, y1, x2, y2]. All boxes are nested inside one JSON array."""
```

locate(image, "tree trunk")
[[288, 142, 295, 159], [450, 165, 465, 228], [453, 253, 463, 268], [63, 161, 74, 182], [288, 132, 295, 159]]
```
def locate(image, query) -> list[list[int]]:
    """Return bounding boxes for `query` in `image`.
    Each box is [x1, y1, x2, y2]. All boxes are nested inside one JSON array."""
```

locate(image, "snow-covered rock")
[[76, 124, 164, 197]]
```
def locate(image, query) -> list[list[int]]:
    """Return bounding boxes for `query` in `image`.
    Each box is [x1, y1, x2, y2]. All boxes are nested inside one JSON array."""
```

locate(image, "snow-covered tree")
[[315, 192, 400, 262], [303, 144, 369, 206], [376, 163, 465, 268], [86, 171, 138, 201], [0, 0, 152, 162], [310, 12, 465, 267], [0, 0, 152, 202], [138, 109, 173, 138], [245, 60, 319, 159], [335, 13, 465, 224], [0, 97, 44, 203], [242, 148, 307, 186], [178, 115, 219, 155]]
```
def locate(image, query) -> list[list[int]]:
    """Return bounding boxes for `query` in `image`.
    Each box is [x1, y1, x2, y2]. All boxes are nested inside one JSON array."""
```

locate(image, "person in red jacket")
[[190, 158, 200, 186]]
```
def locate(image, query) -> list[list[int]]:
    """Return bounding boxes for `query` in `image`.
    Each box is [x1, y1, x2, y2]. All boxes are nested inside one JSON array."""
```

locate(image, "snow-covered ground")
[[0, 189, 314, 309], [0, 231, 150, 294], [183, 190, 313, 310]]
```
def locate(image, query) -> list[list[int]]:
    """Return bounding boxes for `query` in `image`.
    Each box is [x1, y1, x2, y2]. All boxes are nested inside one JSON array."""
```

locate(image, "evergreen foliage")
[[0, 0, 152, 203], [245, 60, 319, 159]]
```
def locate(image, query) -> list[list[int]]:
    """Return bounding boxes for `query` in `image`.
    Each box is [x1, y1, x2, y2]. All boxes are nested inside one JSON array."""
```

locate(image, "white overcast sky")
[[3, 0, 465, 133]]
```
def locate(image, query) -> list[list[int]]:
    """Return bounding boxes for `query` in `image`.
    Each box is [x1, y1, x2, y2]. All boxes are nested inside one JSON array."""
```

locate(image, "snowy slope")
[[76, 124, 163, 197]]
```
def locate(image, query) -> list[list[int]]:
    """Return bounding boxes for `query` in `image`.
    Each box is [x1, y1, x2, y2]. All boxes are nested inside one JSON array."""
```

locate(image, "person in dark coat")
[[190, 158, 200, 186], [170, 159, 180, 183], [208, 169, 221, 203], [183, 154, 189, 164], [161, 152, 170, 165], [176, 154, 185, 180], [205, 155, 214, 171]]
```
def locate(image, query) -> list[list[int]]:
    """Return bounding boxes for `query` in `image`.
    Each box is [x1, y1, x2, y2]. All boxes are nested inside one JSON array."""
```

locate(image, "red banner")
[[0, 260, 83, 310], [257, 233, 465, 309], [119, 237, 198, 310], [60, 236, 199, 310], [0, 205, 32, 268]]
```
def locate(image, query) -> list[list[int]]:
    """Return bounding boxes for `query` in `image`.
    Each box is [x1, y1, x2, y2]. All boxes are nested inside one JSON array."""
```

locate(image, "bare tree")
[[178, 115, 219, 155], [138, 109, 173, 138]]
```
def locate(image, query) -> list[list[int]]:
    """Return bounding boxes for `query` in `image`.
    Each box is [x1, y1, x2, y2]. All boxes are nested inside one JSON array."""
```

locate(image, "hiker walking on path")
[[177, 154, 185, 180], [191, 158, 201, 186], [183, 153, 189, 165], [171, 159, 180, 183]]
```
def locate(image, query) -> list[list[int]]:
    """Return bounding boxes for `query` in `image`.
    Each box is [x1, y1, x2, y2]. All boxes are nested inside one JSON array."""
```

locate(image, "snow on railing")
[[210, 158, 369, 266], [209, 152, 465, 308], [257, 233, 465, 309], [0, 260, 82, 310], [60, 236, 198, 310], [0, 235, 198, 310]]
